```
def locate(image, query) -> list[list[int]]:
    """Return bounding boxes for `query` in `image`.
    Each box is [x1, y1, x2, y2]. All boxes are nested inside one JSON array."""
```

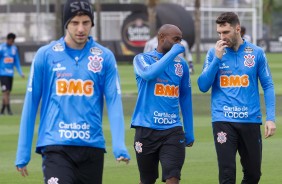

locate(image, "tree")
[[194, 0, 201, 63], [55, 0, 63, 39], [146, 0, 159, 38], [263, 0, 282, 38], [95, 0, 102, 42]]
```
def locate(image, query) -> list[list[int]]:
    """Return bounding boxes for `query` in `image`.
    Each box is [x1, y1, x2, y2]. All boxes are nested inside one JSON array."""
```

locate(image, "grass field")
[[0, 53, 281, 183]]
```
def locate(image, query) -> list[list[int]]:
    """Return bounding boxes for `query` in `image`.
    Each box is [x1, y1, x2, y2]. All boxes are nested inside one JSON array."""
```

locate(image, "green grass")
[[1, 113, 282, 183], [1, 53, 282, 183]]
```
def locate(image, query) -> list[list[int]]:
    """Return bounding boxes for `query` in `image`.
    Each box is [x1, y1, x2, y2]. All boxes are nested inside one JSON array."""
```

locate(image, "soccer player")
[[144, 35, 195, 74], [0, 33, 25, 115], [197, 12, 276, 184], [132, 24, 194, 184], [15, 0, 130, 183]]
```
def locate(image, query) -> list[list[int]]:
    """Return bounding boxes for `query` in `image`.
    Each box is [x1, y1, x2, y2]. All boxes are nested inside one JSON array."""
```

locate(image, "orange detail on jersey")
[[56, 79, 94, 96], [154, 83, 179, 97], [220, 75, 249, 87], [4, 57, 14, 63]]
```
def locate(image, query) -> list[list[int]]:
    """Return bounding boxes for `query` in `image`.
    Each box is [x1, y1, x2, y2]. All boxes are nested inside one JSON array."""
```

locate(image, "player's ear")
[[158, 33, 163, 39], [157, 33, 165, 44]]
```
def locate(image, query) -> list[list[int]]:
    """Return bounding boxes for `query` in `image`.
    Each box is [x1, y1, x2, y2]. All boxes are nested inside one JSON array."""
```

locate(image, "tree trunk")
[[146, 0, 159, 38], [24, 14, 31, 42], [95, 0, 101, 42], [194, 0, 201, 64], [55, 0, 63, 39]]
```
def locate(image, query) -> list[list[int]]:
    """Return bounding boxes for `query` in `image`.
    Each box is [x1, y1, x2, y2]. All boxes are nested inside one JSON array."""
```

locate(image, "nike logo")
[[52, 60, 63, 64], [179, 140, 185, 143]]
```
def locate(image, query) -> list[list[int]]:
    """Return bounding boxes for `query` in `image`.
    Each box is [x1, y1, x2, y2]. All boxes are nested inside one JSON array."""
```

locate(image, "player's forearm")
[[198, 57, 220, 92], [15, 60, 23, 76], [15, 72, 42, 166], [264, 86, 276, 121], [106, 94, 129, 158], [109, 115, 129, 158], [134, 44, 184, 81], [183, 117, 194, 145], [15, 100, 38, 166], [180, 91, 194, 141]]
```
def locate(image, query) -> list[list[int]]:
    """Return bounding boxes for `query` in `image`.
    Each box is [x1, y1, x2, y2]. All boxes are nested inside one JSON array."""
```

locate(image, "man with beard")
[[198, 12, 276, 184], [131, 24, 194, 184]]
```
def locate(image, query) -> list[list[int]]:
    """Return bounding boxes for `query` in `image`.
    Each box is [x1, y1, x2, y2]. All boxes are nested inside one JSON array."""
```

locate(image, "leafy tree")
[[263, 0, 282, 38]]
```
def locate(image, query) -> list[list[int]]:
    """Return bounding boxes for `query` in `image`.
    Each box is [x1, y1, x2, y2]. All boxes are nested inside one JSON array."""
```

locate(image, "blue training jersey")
[[0, 43, 23, 77], [198, 41, 275, 123], [131, 44, 194, 144], [15, 36, 129, 167]]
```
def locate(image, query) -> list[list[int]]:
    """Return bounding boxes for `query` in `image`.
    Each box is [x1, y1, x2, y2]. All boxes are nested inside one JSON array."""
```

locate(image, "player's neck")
[[233, 37, 244, 51]]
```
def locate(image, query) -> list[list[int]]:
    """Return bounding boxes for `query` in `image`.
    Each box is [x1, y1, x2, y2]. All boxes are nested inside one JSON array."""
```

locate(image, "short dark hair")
[[7, 33, 16, 40], [216, 12, 240, 27]]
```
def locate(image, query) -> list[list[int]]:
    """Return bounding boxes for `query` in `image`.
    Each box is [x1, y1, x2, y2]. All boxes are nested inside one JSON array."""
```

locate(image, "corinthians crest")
[[88, 55, 104, 73], [174, 63, 183, 77], [217, 131, 227, 144], [135, 141, 143, 153], [244, 54, 255, 68]]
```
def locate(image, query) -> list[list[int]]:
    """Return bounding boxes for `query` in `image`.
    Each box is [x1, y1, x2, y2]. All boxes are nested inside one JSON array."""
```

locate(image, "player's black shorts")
[[0, 76, 13, 92], [212, 122, 262, 184], [41, 145, 105, 184], [134, 126, 185, 183]]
